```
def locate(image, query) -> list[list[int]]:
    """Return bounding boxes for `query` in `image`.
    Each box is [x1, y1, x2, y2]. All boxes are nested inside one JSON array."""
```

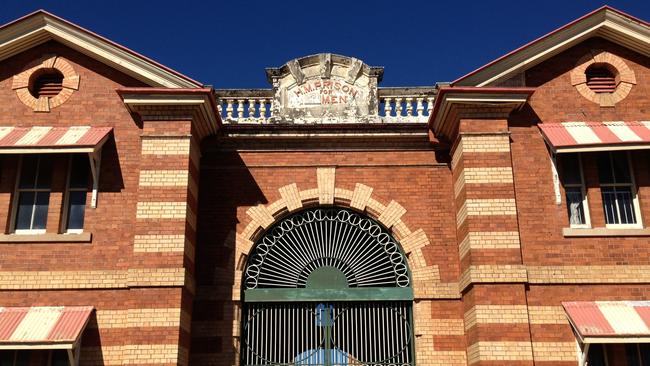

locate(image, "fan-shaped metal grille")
[[244, 207, 410, 289]]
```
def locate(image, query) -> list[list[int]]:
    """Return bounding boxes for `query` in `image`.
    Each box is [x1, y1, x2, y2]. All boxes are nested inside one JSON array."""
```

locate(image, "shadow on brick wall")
[[190, 147, 266, 366]]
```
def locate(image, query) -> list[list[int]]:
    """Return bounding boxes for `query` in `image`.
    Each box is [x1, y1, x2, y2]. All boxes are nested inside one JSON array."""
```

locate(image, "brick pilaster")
[[129, 119, 200, 366], [452, 119, 533, 366]]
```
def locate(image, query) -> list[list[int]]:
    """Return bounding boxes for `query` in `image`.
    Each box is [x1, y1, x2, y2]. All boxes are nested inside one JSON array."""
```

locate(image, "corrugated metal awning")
[[0, 126, 112, 154], [539, 122, 650, 153], [563, 301, 650, 343], [0, 306, 93, 349]]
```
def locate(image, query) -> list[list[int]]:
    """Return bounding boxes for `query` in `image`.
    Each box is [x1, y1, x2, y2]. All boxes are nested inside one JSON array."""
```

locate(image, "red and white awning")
[[539, 122, 650, 153], [563, 301, 650, 343], [0, 306, 93, 349], [0, 126, 112, 154]]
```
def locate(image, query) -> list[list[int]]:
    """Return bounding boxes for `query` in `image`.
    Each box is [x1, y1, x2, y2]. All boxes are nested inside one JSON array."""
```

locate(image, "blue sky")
[[1, 1, 649, 88]]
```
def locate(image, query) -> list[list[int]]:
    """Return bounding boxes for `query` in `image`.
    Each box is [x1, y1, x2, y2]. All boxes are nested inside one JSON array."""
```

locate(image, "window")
[[597, 151, 641, 227], [49, 350, 68, 366], [62, 154, 89, 233], [0, 350, 68, 366], [0, 351, 28, 366], [626, 344, 650, 366], [587, 344, 608, 366], [558, 153, 590, 227], [13, 155, 53, 234]]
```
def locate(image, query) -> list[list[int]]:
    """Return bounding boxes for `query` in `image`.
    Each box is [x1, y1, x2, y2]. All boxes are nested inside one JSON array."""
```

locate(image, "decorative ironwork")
[[241, 207, 415, 366], [244, 207, 410, 290], [242, 302, 413, 366]]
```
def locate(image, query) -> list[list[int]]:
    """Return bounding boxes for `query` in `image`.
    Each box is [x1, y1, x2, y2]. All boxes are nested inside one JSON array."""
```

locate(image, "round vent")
[[29, 69, 64, 98], [585, 64, 617, 94]]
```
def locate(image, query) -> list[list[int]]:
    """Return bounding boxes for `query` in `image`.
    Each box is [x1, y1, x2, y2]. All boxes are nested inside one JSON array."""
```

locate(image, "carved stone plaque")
[[265, 54, 384, 123]]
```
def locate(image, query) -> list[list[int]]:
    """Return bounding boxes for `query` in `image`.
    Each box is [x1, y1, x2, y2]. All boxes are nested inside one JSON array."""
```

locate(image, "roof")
[[563, 301, 650, 343], [539, 121, 650, 153], [0, 126, 112, 154], [0, 306, 93, 348], [453, 6, 650, 87], [0, 10, 202, 88]]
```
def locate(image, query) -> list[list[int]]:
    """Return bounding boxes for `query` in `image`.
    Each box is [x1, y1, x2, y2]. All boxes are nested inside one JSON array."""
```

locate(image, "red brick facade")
[[0, 7, 649, 366]]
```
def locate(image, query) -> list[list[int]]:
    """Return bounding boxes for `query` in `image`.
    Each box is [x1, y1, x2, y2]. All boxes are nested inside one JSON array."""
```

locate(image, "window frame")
[[599, 151, 643, 229], [10, 155, 52, 235], [60, 155, 89, 234], [559, 153, 592, 229]]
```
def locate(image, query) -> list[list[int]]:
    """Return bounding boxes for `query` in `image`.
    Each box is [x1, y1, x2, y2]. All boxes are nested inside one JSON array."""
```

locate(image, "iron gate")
[[242, 207, 415, 366], [242, 302, 414, 366]]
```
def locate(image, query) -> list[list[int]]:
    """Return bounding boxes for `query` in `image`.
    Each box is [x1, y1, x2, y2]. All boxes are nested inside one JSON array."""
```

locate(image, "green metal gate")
[[241, 208, 415, 366]]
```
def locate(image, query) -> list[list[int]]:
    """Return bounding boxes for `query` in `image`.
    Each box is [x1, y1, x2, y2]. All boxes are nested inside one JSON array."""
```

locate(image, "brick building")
[[0, 5, 649, 366]]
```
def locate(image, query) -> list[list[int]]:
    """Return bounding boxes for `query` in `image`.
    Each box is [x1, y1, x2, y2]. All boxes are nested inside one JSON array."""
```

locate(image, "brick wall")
[[0, 41, 194, 366]]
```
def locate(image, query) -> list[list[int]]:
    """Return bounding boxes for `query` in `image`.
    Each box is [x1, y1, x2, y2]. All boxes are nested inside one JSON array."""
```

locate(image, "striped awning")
[[0, 126, 112, 154], [563, 301, 650, 343], [539, 122, 650, 153], [0, 306, 93, 349]]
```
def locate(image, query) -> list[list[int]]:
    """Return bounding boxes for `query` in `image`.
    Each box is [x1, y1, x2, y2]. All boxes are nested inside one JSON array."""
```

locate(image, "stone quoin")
[[0, 5, 649, 366]]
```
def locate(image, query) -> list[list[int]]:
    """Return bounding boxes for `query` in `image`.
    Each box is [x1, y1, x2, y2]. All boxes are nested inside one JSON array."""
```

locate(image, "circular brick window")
[[570, 51, 636, 107], [12, 55, 80, 112], [29, 69, 64, 98]]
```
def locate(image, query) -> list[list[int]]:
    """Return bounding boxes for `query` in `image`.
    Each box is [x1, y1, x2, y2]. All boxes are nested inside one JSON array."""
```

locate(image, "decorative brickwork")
[[527, 265, 650, 283], [528, 306, 567, 324], [467, 341, 533, 364], [464, 305, 529, 329], [570, 50, 636, 106], [12, 54, 79, 112], [532, 342, 577, 361], [141, 136, 191, 155]]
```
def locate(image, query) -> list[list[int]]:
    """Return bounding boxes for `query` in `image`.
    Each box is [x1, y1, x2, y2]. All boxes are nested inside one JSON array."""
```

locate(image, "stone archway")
[[230, 167, 452, 364], [234, 167, 439, 295]]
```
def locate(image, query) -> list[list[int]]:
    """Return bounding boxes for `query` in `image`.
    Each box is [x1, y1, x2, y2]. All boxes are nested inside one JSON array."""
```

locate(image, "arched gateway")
[[241, 206, 415, 365]]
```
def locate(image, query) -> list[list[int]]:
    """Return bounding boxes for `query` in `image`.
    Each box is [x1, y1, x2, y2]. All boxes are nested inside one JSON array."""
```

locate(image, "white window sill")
[[0, 232, 92, 243], [563, 227, 650, 237]]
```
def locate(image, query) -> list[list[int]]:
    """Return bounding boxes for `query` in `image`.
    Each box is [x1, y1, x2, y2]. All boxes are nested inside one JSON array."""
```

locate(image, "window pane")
[[66, 191, 86, 230], [69, 154, 89, 189], [602, 187, 637, 225], [35, 156, 53, 189], [565, 187, 586, 225], [611, 151, 632, 183], [641, 343, 650, 366], [597, 152, 615, 184], [626, 344, 640, 366], [0, 351, 14, 366], [601, 187, 620, 224], [15, 192, 35, 230], [615, 187, 636, 224], [13, 351, 27, 366], [587, 344, 606, 366], [32, 191, 50, 230], [18, 155, 38, 189], [559, 154, 582, 185], [50, 350, 68, 366]]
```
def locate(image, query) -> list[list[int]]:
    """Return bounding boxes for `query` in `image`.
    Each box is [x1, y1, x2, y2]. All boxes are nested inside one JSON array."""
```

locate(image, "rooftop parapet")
[[213, 54, 436, 125]]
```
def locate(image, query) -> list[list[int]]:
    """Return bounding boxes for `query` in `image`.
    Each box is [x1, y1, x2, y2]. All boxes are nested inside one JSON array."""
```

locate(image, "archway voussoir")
[[317, 167, 336, 204], [365, 197, 386, 219], [299, 188, 319, 206], [350, 183, 373, 211], [392, 220, 412, 240], [401, 229, 430, 254], [278, 183, 302, 212], [246, 204, 274, 229], [378, 200, 406, 228]]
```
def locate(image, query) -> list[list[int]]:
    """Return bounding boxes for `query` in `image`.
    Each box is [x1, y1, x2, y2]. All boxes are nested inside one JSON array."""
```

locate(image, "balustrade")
[[214, 87, 436, 124]]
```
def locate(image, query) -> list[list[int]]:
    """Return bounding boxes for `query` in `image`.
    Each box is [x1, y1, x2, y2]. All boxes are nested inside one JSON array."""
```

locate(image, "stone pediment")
[[265, 54, 384, 123]]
